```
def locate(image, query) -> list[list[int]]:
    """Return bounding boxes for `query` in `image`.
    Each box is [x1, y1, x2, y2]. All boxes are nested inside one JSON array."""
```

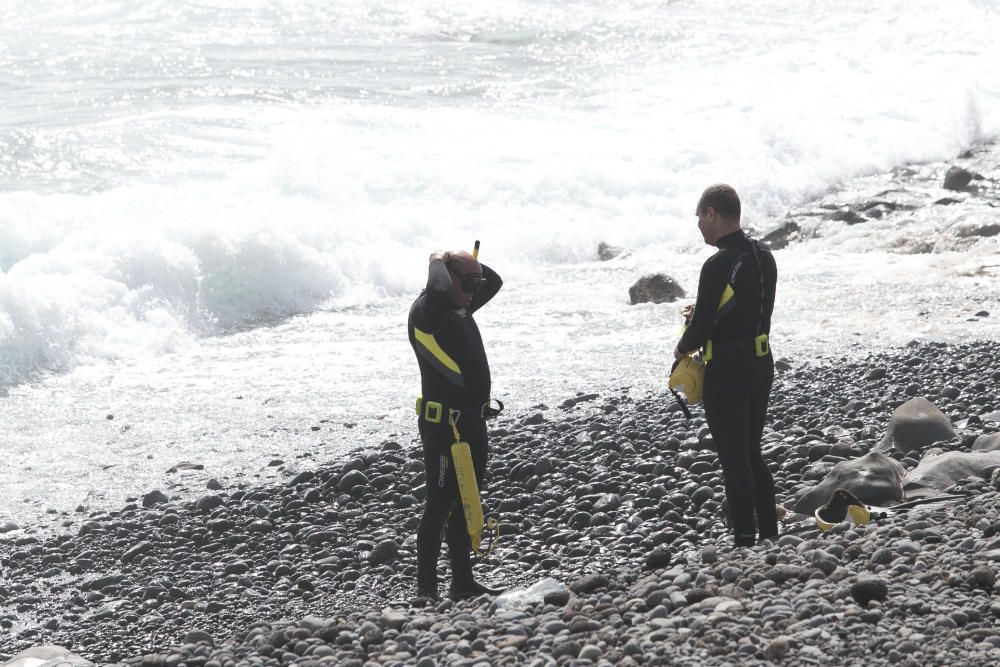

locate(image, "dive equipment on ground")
[[447, 410, 500, 558], [814, 488, 878, 532]]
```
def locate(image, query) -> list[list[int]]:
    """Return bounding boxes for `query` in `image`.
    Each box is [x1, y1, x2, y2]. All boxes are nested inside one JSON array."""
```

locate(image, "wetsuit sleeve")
[[677, 256, 727, 354], [416, 260, 453, 331], [469, 263, 502, 313]]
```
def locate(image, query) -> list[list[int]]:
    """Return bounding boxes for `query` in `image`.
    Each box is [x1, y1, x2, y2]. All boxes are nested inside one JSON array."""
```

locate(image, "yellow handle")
[[472, 239, 480, 259]]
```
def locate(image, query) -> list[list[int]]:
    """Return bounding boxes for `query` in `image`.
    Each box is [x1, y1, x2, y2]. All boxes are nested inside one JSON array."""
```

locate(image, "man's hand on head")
[[429, 251, 452, 264]]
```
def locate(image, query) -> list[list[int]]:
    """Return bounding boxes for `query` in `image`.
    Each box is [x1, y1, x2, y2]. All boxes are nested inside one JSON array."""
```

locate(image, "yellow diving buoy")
[[668, 354, 705, 405], [448, 410, 499, 557]]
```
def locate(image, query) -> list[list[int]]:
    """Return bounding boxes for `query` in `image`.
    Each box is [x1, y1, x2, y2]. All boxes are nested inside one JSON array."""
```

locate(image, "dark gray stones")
[[645, 548, 671, 570], [369, 539, 399, 565], [691, 486, 715, 506], [288, 470, 316, 487], [121, 541, 154, 564], [763, 636, 792, 661], [544, 589, 571, 606], [183, 630, 214, 646], [850, 575, 889, 606], [792, 451, 905, 515], [943, 165, 974, 191], [760, 220, 801, 250], [569, 574, 609, 594], [966, 567, 996, 591], [877, 397, 956, 454], [338, 470, 369, 492], [628, 274, 685, 305], [956, 223, 1000, 238], [196, 495, 225, 513], [142, 490, 169, 508]]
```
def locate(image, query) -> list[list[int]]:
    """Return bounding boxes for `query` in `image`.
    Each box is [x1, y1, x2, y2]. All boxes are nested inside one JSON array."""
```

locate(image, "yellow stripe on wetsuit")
[[413, 327, 465, 387]]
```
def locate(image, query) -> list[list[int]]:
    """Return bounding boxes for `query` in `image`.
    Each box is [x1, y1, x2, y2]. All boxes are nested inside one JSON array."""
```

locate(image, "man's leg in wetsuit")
[[444, 419, 502, 599], [415, 420, 458, 600], [704, 362, 759, 547], [748, 361, 778, 540]]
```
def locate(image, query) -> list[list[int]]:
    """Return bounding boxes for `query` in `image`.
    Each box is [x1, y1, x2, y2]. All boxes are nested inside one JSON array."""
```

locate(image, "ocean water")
[[3, 0, 1000, 528]]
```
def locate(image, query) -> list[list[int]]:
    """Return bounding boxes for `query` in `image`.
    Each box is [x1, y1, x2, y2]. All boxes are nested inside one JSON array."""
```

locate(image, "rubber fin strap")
[[413, 328, 464, 387], [668, 358, 693, 420]]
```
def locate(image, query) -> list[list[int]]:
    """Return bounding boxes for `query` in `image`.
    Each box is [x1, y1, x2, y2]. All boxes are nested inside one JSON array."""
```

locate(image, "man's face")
[[696, 206, 715, 245], [448, 255, 483, 308]]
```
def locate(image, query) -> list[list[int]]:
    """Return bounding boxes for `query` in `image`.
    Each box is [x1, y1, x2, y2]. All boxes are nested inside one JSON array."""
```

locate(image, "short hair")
[[697, 184, 741, 222]]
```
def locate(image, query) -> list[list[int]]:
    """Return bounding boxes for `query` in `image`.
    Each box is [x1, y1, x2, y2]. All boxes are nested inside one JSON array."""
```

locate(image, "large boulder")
[[628, 274, 685, 305], [792, 451, 906, 515], [903, 450, 1000, 495], [876, 397, 956, 455]]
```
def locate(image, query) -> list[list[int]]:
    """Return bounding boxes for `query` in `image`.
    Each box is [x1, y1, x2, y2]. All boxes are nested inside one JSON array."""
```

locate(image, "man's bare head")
[[445, 251, 483, 307]]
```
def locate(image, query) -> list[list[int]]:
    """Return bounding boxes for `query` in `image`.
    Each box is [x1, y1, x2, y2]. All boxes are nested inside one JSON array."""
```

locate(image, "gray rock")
[[645, 548, 671, 570], [903, 450, 1000, 495], [288, 470, 315, 486], [973, 434, 1000, 452], [850, 575, 888, 606], [142, 490, 169, 508], [967, 567, 996, 590], [877, 397, 956, 454], [761, 220, 801, 250], [338, 469, 369, 492], [628, 274, 685, 305], [183, 630, 214, 646], [792, 451, 905, 515], [369, 539, 399, 565], [121, 541, 154, 564], [943, 165, 974, 191], [196, 494, 225, 512], [598, 242, 629, 261], [763, 636, 791, 661], [569, 574, 609, 594], [166, 461, 204, 474]]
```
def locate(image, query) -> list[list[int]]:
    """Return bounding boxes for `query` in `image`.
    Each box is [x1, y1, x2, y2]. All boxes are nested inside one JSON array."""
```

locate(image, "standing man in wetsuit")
[[408, 249, 504, 603], [674, 184, 778, 547]]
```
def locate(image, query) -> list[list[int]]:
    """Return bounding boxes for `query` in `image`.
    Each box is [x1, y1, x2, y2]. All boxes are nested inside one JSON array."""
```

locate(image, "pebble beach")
[[3, 337, 1000, 666]]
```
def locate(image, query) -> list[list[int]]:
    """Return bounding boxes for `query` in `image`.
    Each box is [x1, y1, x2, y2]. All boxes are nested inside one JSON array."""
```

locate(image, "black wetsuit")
[[677, 230, 778, 546], [408, 260, 502, 594]]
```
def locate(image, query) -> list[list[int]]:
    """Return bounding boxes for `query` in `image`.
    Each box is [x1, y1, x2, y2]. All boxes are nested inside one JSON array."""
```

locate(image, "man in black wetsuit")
[[674, 184, 778, 547], [408, 249, 504, 603]]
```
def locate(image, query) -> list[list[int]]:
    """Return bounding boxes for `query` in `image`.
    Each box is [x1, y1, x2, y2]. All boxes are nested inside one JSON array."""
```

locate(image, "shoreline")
[[3, 340, 1000, 664]]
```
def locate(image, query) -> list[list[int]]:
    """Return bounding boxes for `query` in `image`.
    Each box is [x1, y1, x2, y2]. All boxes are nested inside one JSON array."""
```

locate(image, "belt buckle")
[[754, 334, 769, 357], [424, 400, 443, 424]]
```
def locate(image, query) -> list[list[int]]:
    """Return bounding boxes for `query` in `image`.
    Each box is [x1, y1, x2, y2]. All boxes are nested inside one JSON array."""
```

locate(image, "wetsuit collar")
[[715, 229, 747, 249]]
